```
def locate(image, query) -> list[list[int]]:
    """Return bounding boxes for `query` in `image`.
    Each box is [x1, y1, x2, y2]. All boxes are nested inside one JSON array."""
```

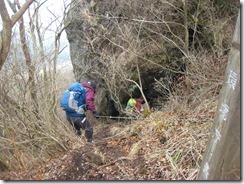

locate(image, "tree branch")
[[11, 0, 35, 27]]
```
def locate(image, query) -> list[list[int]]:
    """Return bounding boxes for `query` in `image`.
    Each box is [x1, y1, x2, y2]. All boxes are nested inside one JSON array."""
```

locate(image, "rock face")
[[64, 0, 184, 115], [64, 0, 237, 114]]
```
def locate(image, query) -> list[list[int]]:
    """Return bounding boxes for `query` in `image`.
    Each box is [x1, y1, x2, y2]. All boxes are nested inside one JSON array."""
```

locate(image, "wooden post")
[[197, 10, 240, 180]]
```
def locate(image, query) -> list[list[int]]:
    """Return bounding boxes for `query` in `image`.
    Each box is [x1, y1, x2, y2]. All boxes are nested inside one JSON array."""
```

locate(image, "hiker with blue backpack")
[[60, 81, 97, 143]]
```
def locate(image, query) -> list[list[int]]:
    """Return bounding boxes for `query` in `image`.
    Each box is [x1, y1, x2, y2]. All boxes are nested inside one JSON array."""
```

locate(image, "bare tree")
[[0, 0, 35, 70], [0, 0, 76, 172], [7, 0, 39, 116]]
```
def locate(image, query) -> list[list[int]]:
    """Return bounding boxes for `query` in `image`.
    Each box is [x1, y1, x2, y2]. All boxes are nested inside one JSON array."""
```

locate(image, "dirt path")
[[0, 114, 212, 180], [0, 120, 144, 180]]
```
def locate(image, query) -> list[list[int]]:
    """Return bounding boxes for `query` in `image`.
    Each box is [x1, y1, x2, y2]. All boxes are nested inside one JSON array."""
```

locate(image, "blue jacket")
[[65, 82, 86, 117]]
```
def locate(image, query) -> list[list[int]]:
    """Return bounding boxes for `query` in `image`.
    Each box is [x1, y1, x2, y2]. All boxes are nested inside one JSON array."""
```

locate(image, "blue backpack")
[[60, 82, 86, 115]]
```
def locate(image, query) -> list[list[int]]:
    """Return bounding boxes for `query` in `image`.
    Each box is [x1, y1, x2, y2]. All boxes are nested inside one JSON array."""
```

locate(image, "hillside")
[[0, 0, 239, 181], [0, 52, 218, 180], [0, 110, 213, 180]]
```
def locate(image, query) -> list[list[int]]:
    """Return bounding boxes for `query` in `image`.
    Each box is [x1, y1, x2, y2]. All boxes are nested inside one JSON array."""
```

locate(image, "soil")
[[0, 114, 212, 180], [0, 121, 146, 180]]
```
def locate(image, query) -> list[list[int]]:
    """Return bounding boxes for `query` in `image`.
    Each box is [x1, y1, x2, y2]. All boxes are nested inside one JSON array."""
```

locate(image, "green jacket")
[[126, 98, 136, 110]]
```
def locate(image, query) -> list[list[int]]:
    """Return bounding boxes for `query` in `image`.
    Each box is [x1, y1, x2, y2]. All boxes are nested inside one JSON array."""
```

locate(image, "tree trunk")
[[197, 10, 240, 180], [183, 0, 189, 55], [0, 0, 35, 71], [8, 0, 39, 116], [0, 0, 12, 70]]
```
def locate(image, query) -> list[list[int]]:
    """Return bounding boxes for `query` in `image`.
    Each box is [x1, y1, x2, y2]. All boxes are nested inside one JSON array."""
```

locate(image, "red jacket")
[[82, 82, 96, 112], [135, 98, 144, 111]]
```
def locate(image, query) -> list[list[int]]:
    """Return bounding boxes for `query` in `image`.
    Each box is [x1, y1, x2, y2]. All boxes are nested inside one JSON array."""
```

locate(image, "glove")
[[93, 111, 100, 118]]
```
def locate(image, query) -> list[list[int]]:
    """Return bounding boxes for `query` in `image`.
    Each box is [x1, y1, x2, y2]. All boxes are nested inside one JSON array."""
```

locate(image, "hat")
[[88, 81, 96, 90]]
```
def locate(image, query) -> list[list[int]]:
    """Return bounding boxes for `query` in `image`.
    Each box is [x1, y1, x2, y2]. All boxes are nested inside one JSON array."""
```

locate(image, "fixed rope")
[[95, 115, 211, 123]]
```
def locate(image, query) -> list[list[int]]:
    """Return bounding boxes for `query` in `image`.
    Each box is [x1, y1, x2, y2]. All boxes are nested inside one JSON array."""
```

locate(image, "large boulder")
[[64, 0, 238, 114], [64, 0, 183, 115]]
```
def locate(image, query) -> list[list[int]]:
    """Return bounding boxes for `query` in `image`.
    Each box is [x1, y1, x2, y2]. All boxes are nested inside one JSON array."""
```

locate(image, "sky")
[[0, 0, 71, 63], [33, 0, 71, 63]]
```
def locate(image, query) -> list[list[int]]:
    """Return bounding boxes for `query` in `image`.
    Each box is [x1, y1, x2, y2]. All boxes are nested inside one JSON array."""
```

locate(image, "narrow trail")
[[0, 120, 143, 180], [0, 113, 212, 180]]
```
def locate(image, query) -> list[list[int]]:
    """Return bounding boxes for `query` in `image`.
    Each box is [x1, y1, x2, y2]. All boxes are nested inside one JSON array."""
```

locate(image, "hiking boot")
[[87, 139, 94, 143]]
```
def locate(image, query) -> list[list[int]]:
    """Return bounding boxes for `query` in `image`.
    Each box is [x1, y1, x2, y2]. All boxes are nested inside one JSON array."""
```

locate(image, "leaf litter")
[[0, 111, 212, 180]]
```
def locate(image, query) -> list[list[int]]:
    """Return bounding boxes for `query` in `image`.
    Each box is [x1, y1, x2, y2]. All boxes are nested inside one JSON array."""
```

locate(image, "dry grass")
[[119, 112, 212, 180], [164, 50, 228, 117], [0, 60, 78, 172]]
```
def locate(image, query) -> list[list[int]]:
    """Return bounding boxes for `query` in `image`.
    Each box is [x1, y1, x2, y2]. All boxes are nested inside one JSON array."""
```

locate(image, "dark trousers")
[[66, 115, 93, 141]]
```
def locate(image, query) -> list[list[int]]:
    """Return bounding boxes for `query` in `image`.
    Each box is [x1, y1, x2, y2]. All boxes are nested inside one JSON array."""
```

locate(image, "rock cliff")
[[64, 0, 238, 115]]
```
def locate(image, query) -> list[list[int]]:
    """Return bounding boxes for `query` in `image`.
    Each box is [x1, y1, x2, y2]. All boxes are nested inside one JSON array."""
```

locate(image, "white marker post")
[[197, 10, 240, 180]]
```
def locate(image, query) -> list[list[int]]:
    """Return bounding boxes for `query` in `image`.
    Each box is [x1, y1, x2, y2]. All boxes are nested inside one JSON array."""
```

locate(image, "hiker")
[[60, 81, 97, 143], [126, 98, 136, 111], [126, 97, 144, 114], [81, 81, 97, 116], [135, 98, 144, 113]]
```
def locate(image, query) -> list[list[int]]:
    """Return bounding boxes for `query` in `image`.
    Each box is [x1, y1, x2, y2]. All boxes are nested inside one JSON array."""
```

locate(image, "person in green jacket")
[[126, 98, 137, 111]]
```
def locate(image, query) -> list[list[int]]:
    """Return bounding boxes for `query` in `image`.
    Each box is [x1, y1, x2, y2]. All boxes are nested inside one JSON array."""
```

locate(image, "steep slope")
[[0, 111, 213, 180]]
